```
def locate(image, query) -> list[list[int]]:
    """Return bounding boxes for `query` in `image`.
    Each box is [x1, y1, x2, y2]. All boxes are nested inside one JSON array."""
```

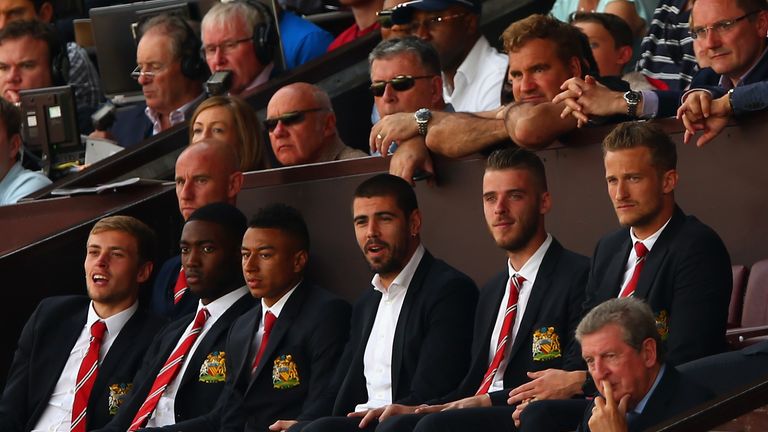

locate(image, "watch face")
[[415, 108, 431, 122], [625, 91, 640, 103]]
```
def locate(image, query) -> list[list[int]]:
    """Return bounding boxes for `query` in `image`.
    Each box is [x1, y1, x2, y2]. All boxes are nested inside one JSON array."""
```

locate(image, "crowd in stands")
[[1, 0, 768, 431]]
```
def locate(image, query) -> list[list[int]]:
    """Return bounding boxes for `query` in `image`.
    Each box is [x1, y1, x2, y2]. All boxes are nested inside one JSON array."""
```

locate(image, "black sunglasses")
[[376, 10, 394, 29], [263, 108, 327, 132], [369, 75, 434, 97]]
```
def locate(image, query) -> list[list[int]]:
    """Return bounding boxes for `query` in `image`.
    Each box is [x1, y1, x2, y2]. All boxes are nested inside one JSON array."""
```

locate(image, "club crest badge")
[[655, 310, 669, 341], [272, 354, 300, 389], [532, 326, 562, 361], [199, 351, 226, 383], [108, 383, 133, 415]]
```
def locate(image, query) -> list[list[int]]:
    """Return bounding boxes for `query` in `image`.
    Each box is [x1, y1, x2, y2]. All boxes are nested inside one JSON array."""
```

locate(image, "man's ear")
[[228, 171, 244, 198], [136, 261, 154, 284], [430, 75, 443, 107], [8, 134, 21, 161], [38, 2, 54, 23], [569, 56, 583, 79], [661, 169, 678, 194], [293, 249, 308, 273], [616, 45, 633, 68], [323, 111, 337, 139]]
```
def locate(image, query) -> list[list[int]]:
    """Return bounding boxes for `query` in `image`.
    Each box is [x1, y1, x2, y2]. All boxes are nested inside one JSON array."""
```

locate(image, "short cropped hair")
[[690, 0, 768, 27], [570, 11, 633, 49], [0, 20, 56, 62], [248, 203, 310, 252], [354, 173, 418, 217], [202, 1, 268, 37], [602, 122, 677, 173], [486, 147, 549, 192], [139, 13, 198, 62], [90, 216, 157, 264], [0, 98, 21, 139], [502, 14, 593, 76], [187, 202, 247, 244], [368, 36, 442, 76], [576, 297, 665, 362]]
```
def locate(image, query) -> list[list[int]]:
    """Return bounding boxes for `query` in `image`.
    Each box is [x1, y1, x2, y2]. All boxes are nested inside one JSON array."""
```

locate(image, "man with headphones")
[[201, 1, 278, 96], [94, 13, 207, 148]]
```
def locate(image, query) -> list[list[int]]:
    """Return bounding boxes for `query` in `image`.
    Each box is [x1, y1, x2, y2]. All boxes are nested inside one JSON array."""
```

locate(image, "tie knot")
[[264, 311, 277, 333], [511, 274, 525, 292], [634, 241, 649, 258], [91, 320, 107, 341], [194, 308, 210, 327]]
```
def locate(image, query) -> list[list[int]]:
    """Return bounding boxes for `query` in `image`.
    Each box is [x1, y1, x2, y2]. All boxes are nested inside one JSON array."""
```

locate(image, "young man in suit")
[[0, 215, 166, 432], [149, 140, 244, 320], [95, 202, 254, 431], [277, 173, 479, 431], [576, 297, 714, 432], [512, 121, 732, 431], [372, 148, 590, 432], [151, 203, 351, 432]]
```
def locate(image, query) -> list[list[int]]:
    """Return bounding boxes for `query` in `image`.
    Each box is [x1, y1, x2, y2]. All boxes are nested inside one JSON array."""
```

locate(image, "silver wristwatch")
[[414, 108, 432, 136]]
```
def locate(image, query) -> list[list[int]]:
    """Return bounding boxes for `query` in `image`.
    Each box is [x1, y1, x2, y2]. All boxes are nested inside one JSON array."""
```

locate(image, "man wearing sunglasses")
[[390, 0, 507, 113], [265, 82, 367, 167], [554, 0, 768, 147]]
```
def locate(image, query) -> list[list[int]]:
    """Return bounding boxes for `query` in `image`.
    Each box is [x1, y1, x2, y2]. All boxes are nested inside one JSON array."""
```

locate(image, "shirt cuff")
[[640, 90, 659, 118], [680, 88, 713, 104]]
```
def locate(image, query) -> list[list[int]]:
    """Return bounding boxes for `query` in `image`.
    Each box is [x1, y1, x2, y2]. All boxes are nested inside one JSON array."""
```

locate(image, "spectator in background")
[[571, 12, 654, 90], [0, 97, 49, 205], [189, 95, 269, 172], [93, 14, 207, 148], [391, 0, 507, 112], [0, 0, 103, 132], [266, 82, 367, 166], [327, 0, 383, 51], [549, 0, 654, 38], [274, 1, 334, 69], [202, 1, 278, 96], [378, 0, 413, 40]]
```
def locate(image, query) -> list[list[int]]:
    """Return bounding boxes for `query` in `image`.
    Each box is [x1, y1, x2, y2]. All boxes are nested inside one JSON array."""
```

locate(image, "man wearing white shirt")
[[0, 215, 166, 432], [372, 148, 589, 432], [287, 173, 478, 432], [95, 203, 254, 432]]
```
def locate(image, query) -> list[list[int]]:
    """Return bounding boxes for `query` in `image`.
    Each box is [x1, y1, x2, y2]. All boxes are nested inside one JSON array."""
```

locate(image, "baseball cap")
[[391, 0, 482, 25]]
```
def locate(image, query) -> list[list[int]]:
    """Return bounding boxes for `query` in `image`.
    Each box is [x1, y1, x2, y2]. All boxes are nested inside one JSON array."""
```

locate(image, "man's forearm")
[[425, 111, 508, 158]]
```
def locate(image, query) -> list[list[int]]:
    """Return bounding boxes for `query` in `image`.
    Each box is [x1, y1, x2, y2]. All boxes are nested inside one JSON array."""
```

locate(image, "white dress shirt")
[[146, 287, 249, 427], [617, 219, 671, 296], [32, 301, 138, 432], [486, 235, 552, 392], [355, 244, 425, 412], [249, 282, 300, 365], [442, 36, 508, 112]]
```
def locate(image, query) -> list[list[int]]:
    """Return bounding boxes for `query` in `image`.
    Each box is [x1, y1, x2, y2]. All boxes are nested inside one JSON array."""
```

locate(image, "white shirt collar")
[[507, 234, 553, 284], [630, 217, 672, 251], [372, 243, 425, 296], [144, 91, 205, 135], [261, 280, 301, 319], [241, 62, 275, 95], [443, 36, 487, 96], [196, 286, 249, 320], [87, 300, 138, 336]]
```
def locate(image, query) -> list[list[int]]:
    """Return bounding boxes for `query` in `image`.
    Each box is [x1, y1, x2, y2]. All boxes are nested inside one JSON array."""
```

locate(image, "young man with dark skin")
[[0, 216, 165, 432], [95, 203, 254, 431], [155, 204, 351, 432]]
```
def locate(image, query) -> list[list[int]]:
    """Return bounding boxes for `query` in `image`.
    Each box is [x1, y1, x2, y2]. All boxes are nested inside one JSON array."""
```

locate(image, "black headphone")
[[137, 14, 210, 81], [238, 0, 277, 65]]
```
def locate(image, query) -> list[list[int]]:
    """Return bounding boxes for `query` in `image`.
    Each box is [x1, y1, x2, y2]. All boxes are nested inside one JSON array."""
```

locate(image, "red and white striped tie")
[[71, 320, 107, 432], [476, 274, 525, 395], [619, 242, 648, 298], [173, 268, 188, 304], [128, 308, 209, 431]]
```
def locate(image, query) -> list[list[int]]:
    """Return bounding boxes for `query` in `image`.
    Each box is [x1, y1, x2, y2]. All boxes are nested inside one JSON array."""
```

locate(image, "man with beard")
[[370, 147, 589, 432], [279, 173, 478, 431], [95, 203, 254, 431]]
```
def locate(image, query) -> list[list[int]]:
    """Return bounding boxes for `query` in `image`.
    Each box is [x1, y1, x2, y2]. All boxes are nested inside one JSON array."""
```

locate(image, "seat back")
[[729, 264, 749, 328], [741, 259, 768, 327]]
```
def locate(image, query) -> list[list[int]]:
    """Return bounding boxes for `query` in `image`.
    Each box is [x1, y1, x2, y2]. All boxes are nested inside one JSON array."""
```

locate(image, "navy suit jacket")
[[95, 291, 255, 432], [145, 282, 351, 432], [110, 103, 152, 148], [307, 250, 478, 418], [0, 296, 166, 432], [583, 206, 732, 365], [149, 255, 199, 321], [577, 366, 714, 432], [656, 39, 768, 117], [444, 239, 590, 406]]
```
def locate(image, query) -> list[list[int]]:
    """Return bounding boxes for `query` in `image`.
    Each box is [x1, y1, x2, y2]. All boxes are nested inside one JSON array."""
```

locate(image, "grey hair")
[[202, 1, 267, 38], [368, 36, 442, 75], [139, 14, 196, 60]]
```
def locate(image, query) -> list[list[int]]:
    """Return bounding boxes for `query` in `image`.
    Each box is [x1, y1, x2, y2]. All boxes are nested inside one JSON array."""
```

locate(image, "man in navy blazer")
[[0, 215, 166, 432], [275, 174, 478, 432], [147, 203, 351, 432], [149, 140, 244, 321], [371, 148, 589, 432], [512, 122, 732, 431], [95, 203, 254, 431]]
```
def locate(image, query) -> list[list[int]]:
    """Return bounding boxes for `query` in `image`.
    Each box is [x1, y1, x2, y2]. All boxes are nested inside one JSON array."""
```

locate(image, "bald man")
[[148, 140, 244, 320], [265, 82, 367, 167]]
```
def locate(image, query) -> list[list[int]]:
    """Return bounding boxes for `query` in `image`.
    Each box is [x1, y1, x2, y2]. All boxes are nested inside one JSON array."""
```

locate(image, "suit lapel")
[[633, 207, 684, 300], [94, 308, 145, 395], [233, 304, 262, 382], [508, 240, 563, 360], [390, 251, 432, 398], [602, 237, 632, 300], [478, 273, 508, 365]]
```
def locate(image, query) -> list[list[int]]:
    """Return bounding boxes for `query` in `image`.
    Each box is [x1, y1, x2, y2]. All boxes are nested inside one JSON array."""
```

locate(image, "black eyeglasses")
[[263, 108, 327, 132], [369, 75, 434, 97], [689, 10, 760, 39]]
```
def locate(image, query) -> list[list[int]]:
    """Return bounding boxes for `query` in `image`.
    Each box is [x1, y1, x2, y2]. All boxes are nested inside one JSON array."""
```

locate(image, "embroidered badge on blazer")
[[272, 354, 300, 389], [199, 351, 227, 383], [655, 310, 669, 341], [108, 383, 133, 415], [532, 326, 562, 361]]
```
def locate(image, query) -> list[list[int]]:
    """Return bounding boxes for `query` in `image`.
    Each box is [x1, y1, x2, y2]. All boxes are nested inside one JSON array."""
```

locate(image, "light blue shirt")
[[633, 364, 666, 416], [0, 161, 51, 205]]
